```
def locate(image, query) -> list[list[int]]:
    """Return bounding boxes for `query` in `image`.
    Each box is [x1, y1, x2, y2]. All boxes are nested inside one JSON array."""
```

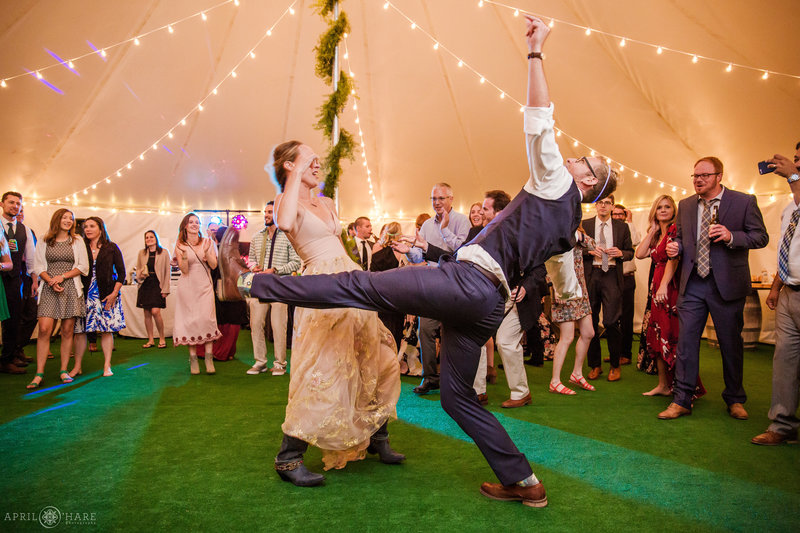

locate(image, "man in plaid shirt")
[[246, 201, 301, 376]]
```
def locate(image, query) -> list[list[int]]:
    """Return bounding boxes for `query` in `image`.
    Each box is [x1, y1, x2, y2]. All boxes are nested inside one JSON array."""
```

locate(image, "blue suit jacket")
[[674, 188, 768, 301]]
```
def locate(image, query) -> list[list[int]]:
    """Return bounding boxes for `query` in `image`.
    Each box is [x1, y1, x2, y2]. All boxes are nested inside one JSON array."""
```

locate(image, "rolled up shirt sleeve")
[[523, 104, 572, 200]]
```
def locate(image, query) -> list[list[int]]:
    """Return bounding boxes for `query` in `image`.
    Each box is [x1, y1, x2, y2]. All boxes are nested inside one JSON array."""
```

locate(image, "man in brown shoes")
[[480, 480, 547, 508], [501, 393, 532, 409], [658, 403, 692, 420], [727, 402, 748, 420]]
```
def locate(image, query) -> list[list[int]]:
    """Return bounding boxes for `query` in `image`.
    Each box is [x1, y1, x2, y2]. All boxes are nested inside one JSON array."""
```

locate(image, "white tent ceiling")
[[2, 0, 799, 222]]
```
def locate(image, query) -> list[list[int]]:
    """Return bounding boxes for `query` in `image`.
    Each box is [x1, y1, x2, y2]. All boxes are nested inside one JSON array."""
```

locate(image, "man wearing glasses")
[[582, 195, 634, 382], [404, 183, 470, 395], [659, 157, 768, 421], [219, 15, 617, 506]]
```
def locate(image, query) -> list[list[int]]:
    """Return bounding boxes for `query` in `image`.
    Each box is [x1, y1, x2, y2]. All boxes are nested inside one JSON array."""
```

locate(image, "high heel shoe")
[[27, 373, 44, 389], [205, 354, 216, 375], [549, 381, 576, 395], [69, 368, 83, 379], [569, 373, 596, 392], [189, 355, 200, 375], [60, 370, 74, 383], [103, 368, 114, 377]]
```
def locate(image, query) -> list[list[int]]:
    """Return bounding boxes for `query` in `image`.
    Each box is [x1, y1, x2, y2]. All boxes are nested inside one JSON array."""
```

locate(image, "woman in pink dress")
[[172, 213, 221, 374], [636, 195, 705, 398]]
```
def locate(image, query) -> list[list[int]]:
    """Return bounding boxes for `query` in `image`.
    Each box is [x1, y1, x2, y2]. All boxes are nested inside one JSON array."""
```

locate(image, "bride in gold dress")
[[265, 140, 403, 486]]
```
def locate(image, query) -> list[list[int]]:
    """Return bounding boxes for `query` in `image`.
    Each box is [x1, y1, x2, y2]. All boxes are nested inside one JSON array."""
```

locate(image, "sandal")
[[549, 381, 576, 395], [69, 369, 82, 378], [60, 370, 74, 384], [569, 373, 596, 392], [27, 373, 44, 390], [142, 342, 155, 348], [157, 341, 167, 349]]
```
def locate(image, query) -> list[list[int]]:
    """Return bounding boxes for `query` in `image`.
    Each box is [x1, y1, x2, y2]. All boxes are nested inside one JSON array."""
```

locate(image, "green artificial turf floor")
[[0, 334, 797, 532]]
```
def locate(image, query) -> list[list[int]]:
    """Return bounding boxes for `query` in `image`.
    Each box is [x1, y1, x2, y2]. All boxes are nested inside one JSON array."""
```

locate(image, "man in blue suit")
[[658, 157, 768, 420]]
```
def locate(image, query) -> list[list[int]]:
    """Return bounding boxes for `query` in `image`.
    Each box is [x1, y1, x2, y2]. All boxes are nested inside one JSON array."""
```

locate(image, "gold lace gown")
[[282, 202, 400, 470]]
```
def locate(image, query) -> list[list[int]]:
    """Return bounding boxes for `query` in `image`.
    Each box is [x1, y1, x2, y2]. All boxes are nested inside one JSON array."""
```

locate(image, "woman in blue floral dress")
[[70, 217, 125, 378]]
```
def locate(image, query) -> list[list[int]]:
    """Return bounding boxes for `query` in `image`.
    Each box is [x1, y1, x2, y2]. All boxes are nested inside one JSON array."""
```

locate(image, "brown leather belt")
[[462, 260, 509, 300], [785, 284, 800, 291]]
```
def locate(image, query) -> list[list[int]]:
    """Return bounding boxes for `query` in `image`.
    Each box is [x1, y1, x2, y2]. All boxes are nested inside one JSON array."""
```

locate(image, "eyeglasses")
[[430, 196, 452, 202], [581, 156, 599, 182], [691, 172, 720, 180], [596, 199, 613, 206], [611, 211, 626, 217]]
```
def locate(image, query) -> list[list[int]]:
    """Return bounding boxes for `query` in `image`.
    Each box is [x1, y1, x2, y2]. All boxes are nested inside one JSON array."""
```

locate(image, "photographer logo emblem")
[[39, 506, 61, 528]]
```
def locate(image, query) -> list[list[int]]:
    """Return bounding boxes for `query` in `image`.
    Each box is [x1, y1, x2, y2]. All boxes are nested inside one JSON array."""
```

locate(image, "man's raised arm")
[[526, 16, 550, 108]]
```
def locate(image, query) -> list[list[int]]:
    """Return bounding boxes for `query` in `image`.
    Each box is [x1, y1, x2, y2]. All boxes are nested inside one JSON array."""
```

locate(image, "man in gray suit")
[[659, 156, 768, 420]]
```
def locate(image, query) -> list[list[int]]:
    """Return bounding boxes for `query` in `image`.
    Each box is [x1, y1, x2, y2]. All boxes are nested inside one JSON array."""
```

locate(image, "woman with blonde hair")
[[172, 213, 220, 374], [636, 195, 704, 398], [28, 209, 89, 388]]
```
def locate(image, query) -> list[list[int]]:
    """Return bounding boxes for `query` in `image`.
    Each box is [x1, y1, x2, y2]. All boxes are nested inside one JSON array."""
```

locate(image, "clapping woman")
[[135, 230, 170, 348], [70, 217, 125, 378], [172, 213, 221, 374], [28, 209, 89, 388]]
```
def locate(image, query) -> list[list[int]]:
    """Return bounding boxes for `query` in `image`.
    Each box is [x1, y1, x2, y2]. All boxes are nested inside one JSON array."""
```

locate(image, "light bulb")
[[289, 7, 295, 14], [383, 2, 389, 9], [656, 46, 663, 54], [585, 28, 591, 36], [117, 171, 122, 177], [106, 178, 111, 184], [458, 60, 463, 67], [35, 71, 42, 79], [168, 131, 174, 138], [68, 61, 75, 69], [499, 92, 505, 99], [181, 119, 186, 126], [201, 12, 207, 21], [231, 71, 237, 78], [139, 153, 145, 160], [761, 71, 769, 80], [725, 63, 732, 72], [619, 38, 626, 47], [548, 19, 554, 28], [250, 51, 256, 59], [433, 43, 439, 50], [127, 163, 132, 169], [267, 30, 272, 36], [134, 38, 140, 46], [634, 172, 639, 178], [0, 80, 6, 88], [101, 49, 107, 57], [411, 23, 416, 29], [479, 77, 485, 84], [168, 25, 174, 33], [692, 54, 698, 63], [513, 9, 519, 17], [153, 143, 158, 150], [198, 103, 204, 111], [573, 140, 579, 147]]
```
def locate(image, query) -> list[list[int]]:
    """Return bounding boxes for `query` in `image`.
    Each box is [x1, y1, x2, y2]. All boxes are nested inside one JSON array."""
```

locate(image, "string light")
[[42, 1, 298, 206], [342, 37, 381, 216], [0, 0, 236, 86], [477, 0, 799, 80], [379, 2, 687, 195]]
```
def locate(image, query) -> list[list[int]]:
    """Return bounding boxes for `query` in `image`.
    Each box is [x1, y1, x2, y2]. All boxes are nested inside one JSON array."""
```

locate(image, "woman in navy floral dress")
[[71, 217, 125, 378]]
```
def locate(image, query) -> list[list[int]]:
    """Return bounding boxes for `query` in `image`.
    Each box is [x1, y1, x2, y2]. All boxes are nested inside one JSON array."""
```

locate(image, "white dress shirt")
[[592, 217, 616, 267], [779, 199, 800, 285]]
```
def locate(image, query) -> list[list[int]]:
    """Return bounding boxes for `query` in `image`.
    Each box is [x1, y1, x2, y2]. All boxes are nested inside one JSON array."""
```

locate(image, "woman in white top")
[[28, 208, 89, 389]]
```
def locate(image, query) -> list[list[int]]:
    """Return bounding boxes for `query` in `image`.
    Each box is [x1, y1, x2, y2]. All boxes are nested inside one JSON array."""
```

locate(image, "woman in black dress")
[[135, 230, 171, 348]]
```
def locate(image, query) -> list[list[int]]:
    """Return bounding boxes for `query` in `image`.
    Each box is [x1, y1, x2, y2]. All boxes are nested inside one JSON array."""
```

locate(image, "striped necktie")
[[778, 208, 800, 282], [696, 199, 714, 278]]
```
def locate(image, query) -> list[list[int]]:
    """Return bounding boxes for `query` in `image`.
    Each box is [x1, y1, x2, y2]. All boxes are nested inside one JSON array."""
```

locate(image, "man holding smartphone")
[[752, 142, 800, 445]]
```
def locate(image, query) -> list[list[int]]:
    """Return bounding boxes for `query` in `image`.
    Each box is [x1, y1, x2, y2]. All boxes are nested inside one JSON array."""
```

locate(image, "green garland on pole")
[[313, 0, 356, 199]]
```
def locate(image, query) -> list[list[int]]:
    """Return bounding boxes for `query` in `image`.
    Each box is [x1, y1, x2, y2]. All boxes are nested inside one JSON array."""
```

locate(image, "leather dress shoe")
[[658, 402, 691, 420], [727, 403, 748, 420], [619, 357, 632, 365], [480, 481, 547, 508], [413, 380, 439, 395], [607, 367, 621, 382], [0, 363, 26, 374], [275, 462, 325, 487], [587, 367, 603, 380], [13, 357, 29, 367], [501, 393, 532, 408], [217, 226, 248, 301], [751, 430, 798, 446], [477, 393, 489, 406]]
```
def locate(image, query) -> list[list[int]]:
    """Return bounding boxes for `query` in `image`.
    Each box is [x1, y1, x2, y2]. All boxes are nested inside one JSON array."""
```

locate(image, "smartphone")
[[757, 161, 775, 175]]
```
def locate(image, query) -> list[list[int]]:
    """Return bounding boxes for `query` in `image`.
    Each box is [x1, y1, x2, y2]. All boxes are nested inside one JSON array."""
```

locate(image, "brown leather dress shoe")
[[477, 393, 489, 406], [0, 363, 26, 374], [658, 402, 691, 420], [727, 403, 748, 420], [751, 430, 798, 446], [619, 357, 632, 365], [218, 226, 248, 301], [501, 393, 532, 408], [607, 367, 621, 381], [587, 367, 603, 380], [480, 481, 547, 508]]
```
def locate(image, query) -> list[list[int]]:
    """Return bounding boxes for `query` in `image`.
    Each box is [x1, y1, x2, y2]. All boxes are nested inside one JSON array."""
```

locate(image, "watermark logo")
[[39, 506, 61, 528], [4, 506, 96, 528]]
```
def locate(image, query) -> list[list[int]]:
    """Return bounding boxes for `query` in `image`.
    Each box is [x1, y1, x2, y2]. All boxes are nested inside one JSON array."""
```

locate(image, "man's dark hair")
[[484, 190, 511, 212], [795, 141, 799, 150], [266, 200, 274, 207], [2, 191, 22, 202], [613, 203, 626, 211]]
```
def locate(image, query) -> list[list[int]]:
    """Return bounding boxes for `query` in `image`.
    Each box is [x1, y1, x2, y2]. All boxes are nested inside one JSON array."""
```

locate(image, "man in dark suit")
[[582, 194, 634, 382], [353, 216, 375, 270], [658, 156, 768, 420]]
